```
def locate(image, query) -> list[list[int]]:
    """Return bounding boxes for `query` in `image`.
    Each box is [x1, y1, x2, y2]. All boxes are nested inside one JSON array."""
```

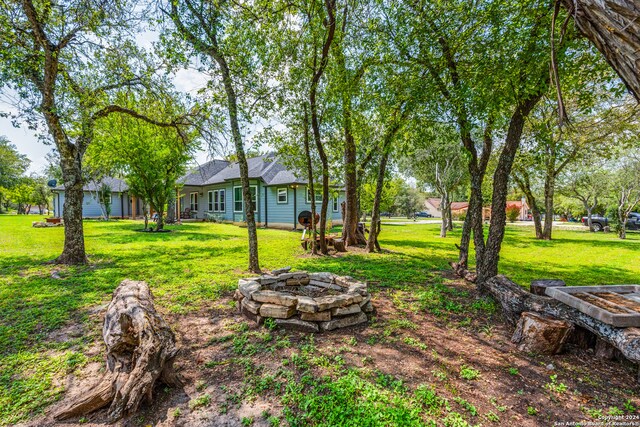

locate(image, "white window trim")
[[306, 187, 323, 204], [218, 189, 225, 212], [277, 188, 288, 204], [234, 185, 258, 213], [190, 192, 198, 211], [208, 191, 214, 211], [332, 197, 340, 212]]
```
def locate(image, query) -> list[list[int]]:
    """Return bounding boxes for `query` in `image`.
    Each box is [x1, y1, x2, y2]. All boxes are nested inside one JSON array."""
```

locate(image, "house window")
[[332, 197, 339, 212], [190, 192, 198, 211], [277, 188, 288, 204], [306, 187, 323, 203], [210, 189, 225, 212], [234, 186, 257, 213], [218, 189, 225, 212]]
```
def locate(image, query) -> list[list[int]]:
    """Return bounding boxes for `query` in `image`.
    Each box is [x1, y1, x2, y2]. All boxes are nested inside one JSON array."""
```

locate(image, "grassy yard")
[[1, 214, 639, 425]]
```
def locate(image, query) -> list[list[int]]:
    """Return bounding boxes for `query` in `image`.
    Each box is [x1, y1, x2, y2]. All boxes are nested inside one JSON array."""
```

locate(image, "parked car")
[[581, 212, 640, 232], [415, 211, 433, 218]]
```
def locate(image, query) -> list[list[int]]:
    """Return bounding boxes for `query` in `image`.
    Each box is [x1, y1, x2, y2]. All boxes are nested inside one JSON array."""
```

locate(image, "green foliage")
[[189, 393, 211, 410], [506, 204, 521, 223], [459, 366, 479, 381], [544, 375, 567, 394], [0, 137, 30, 189]]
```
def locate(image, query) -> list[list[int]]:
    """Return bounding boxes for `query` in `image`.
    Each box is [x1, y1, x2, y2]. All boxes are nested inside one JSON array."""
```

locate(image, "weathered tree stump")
[[595, 338, 621, 360], [511, 312, 573, 354], [530, 279, 566, 296], [334, 238, 346, 252], [53, 280, 180, 422], [485, 275, 640, 365]]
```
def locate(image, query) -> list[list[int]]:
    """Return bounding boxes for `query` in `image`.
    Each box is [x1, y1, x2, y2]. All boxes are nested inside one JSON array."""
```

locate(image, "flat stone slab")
[[242, 299, 261, 315], [252, 290, 298, 307], [332, 303, 362, 316], [259, 304, 295, 319], [272, 266, 292, 275], [316, 294, 361, 311], [297, 296, 319, 313], [276, 318, 319, 333], [310, 280, 344, 290], [287, 277, 310, 286], [320, 312, 368, 331], [239, 281, 260, 299], [242, 305, 264, 325], [301, 311, 331, 321], [309, 272, 335, 283]]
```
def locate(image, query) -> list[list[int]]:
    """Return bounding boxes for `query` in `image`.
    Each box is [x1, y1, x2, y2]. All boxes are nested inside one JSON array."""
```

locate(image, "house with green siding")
[[178, 154, 345, 229]]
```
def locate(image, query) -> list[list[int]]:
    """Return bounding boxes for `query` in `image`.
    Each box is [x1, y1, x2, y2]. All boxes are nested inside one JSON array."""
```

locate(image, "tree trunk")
[[514, 172, 543, 239], [447, 202, 453, 231], [542, 168, 555, 240], [218, 59, 260, 272], [308, 0, 337, 256], [511, 311, 573, 355], [303, 106, 318, 255], [478, 93, 543, 286], [440, 193, 449, 238], [55, 159, 88, 265], [562, 0, 640, 101], [53, 280, 180, 422], [367, 148, 390, 252]]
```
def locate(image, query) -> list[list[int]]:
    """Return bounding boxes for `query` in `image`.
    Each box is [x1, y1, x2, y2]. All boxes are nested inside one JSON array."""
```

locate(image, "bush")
[[506, 204, 520, 222]]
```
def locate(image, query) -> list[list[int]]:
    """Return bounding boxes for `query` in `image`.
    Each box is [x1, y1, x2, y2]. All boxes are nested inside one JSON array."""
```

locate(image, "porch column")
[[176, 189, 181, 223]]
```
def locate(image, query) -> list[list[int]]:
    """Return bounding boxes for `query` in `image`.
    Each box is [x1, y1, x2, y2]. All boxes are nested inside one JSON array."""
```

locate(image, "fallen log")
[[486, 275, 640, 365], [54, 279, 180, 422]]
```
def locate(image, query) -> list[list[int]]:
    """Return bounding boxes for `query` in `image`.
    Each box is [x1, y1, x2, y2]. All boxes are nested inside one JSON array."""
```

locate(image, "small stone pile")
[[234, 267, 372, 333], [32, 221, 64, 228]]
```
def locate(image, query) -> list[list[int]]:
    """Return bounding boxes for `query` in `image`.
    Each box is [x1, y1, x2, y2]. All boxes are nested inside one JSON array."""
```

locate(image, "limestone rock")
[[287, 277, 310, 286], [259, 275, 278, 285], [359, 295, 371, 307], [241, 299, 261, 315], [277, 273, 295, 280], [291, 271, 308, 279], [242, 304, 264, 325], [276, 318, 319, 333], [252, 290, 298, 307], [316, 294, 361, 311], [320, 312, 368, 331], [309, 272, 335, 283], [272, 266, 292, 275], [297, 296, 319, 313], [239, 281, 261, 299], [332, 303, 362, 316], [310, 280, 343, 290], [233, 289, 244, 302], [361, 301, 374, 313], [334, 275, 356, 287], [348, 283, 368, 296], [259, 303, 295, 319], [301, 311, 331, 321]]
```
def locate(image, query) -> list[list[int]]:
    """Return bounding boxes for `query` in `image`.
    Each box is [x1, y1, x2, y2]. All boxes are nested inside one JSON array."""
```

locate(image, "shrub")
[[506, 204, 520, 222]]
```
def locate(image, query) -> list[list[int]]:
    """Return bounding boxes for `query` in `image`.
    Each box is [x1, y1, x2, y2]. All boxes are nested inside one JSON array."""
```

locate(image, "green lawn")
[[1, 214, 639, 424]]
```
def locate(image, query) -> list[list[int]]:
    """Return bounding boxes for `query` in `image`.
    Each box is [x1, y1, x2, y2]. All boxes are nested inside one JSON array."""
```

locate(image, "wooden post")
[[131, 196, 136, 220]]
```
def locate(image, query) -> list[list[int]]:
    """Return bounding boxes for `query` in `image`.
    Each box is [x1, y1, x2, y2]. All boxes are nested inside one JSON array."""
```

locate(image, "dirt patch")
[[29, 275, 640, 426]]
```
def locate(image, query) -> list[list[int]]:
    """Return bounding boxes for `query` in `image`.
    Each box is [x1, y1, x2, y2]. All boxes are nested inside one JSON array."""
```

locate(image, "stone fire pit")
[[234, 268, 372, 333]]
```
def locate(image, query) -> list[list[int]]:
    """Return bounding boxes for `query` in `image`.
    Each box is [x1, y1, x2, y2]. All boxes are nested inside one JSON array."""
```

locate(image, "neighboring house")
[[426, 197, 530, 221], [424, 198, 442, 218], [52, 177, 133, 218], [424, 198, 469, 218], [178, 154, 345, 229], [483, 198, 529, 221]]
